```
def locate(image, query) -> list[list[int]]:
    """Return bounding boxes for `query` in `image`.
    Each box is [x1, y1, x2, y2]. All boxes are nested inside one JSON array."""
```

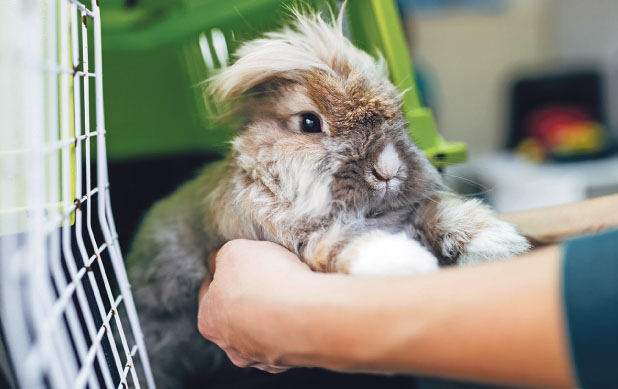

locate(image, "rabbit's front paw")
[[341, 230, 439, 276], [459, 219, 530, 265]]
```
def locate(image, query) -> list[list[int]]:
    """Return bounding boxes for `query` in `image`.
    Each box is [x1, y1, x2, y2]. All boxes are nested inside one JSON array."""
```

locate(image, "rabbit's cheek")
[[374, 183, 387, 201]]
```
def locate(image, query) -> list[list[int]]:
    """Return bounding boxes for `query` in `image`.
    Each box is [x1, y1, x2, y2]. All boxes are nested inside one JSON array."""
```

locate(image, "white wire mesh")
[[0, 1, 155, 388]]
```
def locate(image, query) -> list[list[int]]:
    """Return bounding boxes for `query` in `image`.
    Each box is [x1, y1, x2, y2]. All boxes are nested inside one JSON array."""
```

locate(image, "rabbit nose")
[[373, 143, 400, 181], [372, 167, 392, 181]]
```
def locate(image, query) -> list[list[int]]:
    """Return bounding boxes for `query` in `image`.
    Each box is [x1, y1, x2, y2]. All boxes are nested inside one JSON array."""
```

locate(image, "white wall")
[[406, 0, 618, 153], [554, 0, 618, 139]]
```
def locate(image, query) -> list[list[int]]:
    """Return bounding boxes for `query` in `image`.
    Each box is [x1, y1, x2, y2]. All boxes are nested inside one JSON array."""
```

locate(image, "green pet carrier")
[[100, 0, 466, 167]]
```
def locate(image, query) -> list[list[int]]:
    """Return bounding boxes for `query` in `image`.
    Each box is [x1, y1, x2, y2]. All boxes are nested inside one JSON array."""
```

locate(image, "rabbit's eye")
[[300, 113, 322, 133]]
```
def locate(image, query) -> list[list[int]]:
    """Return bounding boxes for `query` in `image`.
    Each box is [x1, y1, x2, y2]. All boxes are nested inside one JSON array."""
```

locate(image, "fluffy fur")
[[127, 9, 529, 387]]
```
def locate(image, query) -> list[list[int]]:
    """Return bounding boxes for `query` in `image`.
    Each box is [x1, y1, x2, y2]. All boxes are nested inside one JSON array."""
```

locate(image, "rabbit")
[[126, 8, 530, 388]]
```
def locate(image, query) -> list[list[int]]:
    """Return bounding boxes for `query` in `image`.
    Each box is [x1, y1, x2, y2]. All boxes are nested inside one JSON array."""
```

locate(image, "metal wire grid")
[[0, 1, 155, 388]]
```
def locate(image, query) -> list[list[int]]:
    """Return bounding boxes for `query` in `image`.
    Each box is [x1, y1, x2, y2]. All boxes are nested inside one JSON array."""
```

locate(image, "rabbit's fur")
[[126, 9, 529, 387]]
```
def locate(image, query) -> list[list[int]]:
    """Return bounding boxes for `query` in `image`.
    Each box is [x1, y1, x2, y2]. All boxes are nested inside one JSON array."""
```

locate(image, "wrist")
[[265, 272, 344, 366], [275, 274, 412, 372]]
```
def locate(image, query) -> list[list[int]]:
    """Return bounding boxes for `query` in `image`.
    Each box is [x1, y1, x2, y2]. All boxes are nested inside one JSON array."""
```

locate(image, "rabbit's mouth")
[[375, 177, 402, 200]]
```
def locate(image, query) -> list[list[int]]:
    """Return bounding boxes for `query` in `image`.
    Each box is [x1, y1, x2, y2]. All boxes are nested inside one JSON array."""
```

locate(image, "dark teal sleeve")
[[562, 228, 618, 388]]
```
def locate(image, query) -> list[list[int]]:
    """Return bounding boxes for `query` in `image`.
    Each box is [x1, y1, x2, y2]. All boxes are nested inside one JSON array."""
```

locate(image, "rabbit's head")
[[209, 9, 440, 222]]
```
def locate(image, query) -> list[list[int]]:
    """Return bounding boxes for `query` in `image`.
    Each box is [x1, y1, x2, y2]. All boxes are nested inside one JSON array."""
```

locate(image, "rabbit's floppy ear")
[[208, 6, 380, 103], [207, 32, 331, 102]]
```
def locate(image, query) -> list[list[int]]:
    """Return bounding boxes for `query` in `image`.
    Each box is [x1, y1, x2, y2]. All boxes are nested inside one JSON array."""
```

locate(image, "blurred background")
[[398, 0, 618, 213], [99, 0, 618, 255]]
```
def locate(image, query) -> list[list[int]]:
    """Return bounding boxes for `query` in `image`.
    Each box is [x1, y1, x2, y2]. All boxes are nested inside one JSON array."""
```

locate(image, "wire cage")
[[0, 1, 468, 388], [0, 0, 154, 388]]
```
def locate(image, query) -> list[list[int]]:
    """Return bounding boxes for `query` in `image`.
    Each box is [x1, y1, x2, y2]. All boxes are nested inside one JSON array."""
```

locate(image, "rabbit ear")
[[208, 35, 328, 101], [208, 4, 385, 103], [207, 33, 330, 102]]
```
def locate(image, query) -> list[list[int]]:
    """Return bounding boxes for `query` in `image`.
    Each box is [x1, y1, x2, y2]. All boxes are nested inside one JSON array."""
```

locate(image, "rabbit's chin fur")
[[126, 7, 530, 387]]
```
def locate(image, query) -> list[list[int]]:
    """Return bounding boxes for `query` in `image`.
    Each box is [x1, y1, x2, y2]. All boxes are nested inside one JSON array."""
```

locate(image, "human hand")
[[197, 239, 314, 373]]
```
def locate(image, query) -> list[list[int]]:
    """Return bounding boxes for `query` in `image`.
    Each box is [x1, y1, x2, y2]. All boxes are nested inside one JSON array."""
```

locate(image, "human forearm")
[[283, 247, 573, 387], [501, 194, 618, 244], [199, 241, 574, 386]]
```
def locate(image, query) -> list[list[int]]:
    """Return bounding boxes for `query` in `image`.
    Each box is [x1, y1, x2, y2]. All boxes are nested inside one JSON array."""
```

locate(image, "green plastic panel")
[[346, 0, 466, 167], [100, 0, 466, 167]]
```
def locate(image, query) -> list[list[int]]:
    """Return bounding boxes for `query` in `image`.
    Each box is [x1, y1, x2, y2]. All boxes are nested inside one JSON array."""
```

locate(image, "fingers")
[[199, 239, 308, 374], [226, 351, 255, 368], [226, 351, 289, 373], [220, 239, 309, 268], [252, 363, 289, 374]]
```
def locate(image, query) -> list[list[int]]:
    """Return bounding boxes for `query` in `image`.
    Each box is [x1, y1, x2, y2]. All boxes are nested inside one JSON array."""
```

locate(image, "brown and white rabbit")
[[126, 8, 529, 387]]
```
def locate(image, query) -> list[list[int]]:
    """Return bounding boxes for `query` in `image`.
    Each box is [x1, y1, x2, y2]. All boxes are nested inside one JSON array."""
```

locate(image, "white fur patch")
[[292, 167, 332, 219], [375, 143, 400, 180], [343, 230, 439, 276], [459, 221, 530, 265], [431, 195, 530, 263]]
